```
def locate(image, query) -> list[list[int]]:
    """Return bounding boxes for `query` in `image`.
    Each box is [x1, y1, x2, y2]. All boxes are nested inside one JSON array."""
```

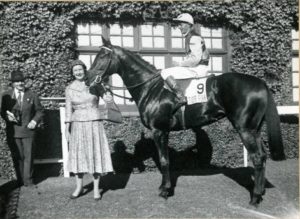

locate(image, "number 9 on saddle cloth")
[[161, 65, 210, 106]]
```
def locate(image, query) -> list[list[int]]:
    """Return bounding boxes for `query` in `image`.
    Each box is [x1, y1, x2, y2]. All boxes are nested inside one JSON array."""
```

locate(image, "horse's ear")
[[102, 36, 112, 47]]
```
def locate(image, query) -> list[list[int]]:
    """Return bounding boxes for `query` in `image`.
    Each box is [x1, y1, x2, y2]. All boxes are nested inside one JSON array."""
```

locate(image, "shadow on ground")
[[132, 131, 275, 201], [0, 180, 21, 218], [82, 140, 135, 198], [32, 130, 275, 203]]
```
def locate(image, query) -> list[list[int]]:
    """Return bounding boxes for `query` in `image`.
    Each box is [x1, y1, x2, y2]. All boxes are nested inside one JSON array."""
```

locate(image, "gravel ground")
[[16, 159, 299, 219]]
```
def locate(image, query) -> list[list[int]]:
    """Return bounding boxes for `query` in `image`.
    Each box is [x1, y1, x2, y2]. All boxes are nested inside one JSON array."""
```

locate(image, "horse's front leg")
[[152, 129, 171, 199]]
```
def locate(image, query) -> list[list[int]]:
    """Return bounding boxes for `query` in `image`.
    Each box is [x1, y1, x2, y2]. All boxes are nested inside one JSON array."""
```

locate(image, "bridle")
[[89, 46, 161, 100]]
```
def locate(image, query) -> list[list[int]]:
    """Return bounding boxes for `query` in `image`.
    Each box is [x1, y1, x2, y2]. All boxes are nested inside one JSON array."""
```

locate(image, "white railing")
[[36, 97, 298, 176], [34, 97, 69, 177]]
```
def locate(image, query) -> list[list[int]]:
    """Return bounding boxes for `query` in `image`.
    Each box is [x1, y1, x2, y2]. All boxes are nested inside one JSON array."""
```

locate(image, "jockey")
[[161, 13, 210, 107]]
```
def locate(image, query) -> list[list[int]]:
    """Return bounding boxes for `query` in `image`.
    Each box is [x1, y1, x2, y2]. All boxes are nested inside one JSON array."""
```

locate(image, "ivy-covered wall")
[[0, 0, 298, 100], [0, 1, 298, 179]]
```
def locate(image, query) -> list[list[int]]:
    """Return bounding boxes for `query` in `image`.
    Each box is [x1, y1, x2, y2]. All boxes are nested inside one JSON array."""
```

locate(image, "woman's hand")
[[103, 92, 113, 102], [65, 123, 71, 142]]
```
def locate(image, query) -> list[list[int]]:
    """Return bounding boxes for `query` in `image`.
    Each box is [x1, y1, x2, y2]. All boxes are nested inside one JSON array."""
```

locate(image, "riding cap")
[[173, 13, 194, 25], [11, 71, 25, 82], [70, 59, 87, 71]]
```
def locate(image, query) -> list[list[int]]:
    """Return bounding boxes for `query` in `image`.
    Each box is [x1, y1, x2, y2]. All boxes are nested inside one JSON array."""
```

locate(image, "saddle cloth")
[[178, 77, 208, 105]]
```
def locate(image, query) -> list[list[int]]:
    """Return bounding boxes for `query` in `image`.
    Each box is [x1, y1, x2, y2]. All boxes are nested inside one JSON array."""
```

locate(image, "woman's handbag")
[[102, 100, 123, 123]]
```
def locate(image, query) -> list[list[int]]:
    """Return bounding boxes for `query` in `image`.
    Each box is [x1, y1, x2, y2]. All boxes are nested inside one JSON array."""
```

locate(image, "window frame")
[[291, 29, 299, 103]]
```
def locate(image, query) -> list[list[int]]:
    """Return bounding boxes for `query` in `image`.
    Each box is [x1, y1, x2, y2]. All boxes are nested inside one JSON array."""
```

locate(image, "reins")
[[106, 88, 133, 101], [89, 46, 161, 101], [113, 73, 161, 90], [107, 73, 161, 101]]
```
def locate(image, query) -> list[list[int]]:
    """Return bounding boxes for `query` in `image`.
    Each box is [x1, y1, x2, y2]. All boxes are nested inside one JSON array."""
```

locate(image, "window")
[[77, 23, 103, 47], [292, 30, 299, 102], [170, 25, 227, 76], [76, 22, 229, 113], [171, 27, 185, 49], [140, 24, 165, 49], [110, 24, 135, 48]]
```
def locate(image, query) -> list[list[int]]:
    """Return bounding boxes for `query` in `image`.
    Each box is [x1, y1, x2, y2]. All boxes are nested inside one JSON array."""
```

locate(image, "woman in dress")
[[65, 60, 113, 200]]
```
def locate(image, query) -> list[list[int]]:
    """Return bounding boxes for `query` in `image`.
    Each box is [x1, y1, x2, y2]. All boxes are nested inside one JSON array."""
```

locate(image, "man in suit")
[[1, 71, 44, 187]]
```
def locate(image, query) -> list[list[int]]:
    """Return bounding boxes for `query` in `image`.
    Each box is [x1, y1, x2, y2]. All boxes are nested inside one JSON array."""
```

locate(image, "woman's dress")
[[65, 80, 113, 174]]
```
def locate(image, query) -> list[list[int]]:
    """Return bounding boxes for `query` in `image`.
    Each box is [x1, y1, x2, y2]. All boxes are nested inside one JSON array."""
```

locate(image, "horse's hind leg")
[[152, 129, 171, 199], [238, 129, 266, 206]]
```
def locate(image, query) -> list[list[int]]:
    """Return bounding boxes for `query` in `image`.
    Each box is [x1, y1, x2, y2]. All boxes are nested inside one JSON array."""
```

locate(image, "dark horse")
[[86, 37, 285, 206]]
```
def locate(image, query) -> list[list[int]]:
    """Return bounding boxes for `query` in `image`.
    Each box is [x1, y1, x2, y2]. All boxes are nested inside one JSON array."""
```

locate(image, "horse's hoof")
[[158, 185, 164, 192], [159, 191, 169, 200], [249, 194, 263, 207], [249, 200, 259, 207]]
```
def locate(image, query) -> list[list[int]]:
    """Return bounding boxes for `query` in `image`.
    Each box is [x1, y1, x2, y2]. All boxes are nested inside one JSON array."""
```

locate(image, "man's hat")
[[11, 71, 25, 82], [173, 13, 194, 25]]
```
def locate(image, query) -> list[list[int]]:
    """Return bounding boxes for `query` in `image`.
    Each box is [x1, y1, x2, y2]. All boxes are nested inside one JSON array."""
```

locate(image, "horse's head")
[[86, 36, 160, 97], [86, 37, 119, 96]]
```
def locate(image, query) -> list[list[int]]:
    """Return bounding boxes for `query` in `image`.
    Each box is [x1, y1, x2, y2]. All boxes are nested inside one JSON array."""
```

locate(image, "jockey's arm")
[[178, 35, 203, 67]]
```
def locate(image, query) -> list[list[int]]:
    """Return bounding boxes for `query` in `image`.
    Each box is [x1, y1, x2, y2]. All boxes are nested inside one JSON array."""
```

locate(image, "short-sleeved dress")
[[65, 80, 113, 174]]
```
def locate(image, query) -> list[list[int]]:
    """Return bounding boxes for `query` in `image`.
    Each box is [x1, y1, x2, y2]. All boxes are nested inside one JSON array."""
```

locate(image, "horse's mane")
[[114, 46, 159, 74]]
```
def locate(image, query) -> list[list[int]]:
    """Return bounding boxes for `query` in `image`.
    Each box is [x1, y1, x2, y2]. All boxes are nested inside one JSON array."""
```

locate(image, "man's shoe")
[[24, 182, 35, 188], [15, 179, 24, 187]]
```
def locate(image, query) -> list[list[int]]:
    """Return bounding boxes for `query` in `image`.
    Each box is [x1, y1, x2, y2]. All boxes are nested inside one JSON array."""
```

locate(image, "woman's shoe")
[[94, 196, 101, 201], [94, 192, 101, 201], [70, 189, 83, 199]]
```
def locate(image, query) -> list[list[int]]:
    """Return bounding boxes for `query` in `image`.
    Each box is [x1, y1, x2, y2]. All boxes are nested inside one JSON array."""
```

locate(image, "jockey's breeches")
[[161, 65, 209, 80]]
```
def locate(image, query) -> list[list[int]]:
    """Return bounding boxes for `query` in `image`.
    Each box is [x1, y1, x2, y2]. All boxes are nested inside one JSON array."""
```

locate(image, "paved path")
[[17, 159, 299, 218]]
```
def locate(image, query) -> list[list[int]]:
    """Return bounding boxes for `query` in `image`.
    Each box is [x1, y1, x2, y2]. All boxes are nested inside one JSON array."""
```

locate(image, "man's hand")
[[6, 111, 18, 123], [27, 120, 37, 129]]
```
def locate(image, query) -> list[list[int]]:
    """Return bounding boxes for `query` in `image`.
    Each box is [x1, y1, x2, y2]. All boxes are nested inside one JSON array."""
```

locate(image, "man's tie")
[[17, 91, 22, 107]]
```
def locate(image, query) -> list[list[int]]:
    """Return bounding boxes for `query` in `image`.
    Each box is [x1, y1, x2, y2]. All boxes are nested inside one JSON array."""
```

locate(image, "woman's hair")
[[70, 60, 87, 81], [70, 60, 87, 73]]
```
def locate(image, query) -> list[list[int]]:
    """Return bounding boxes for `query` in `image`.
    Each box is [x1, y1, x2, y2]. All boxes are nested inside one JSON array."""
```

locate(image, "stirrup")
[[176, 94, 187, 104]]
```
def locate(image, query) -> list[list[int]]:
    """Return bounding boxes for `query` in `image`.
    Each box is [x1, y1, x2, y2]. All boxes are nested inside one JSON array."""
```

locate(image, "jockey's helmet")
[[173, 13, 194, 25]]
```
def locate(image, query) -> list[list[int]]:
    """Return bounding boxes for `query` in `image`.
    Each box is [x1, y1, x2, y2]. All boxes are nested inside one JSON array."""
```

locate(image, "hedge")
[[0, 1, 298, 179], [0, 1, 298, 100]]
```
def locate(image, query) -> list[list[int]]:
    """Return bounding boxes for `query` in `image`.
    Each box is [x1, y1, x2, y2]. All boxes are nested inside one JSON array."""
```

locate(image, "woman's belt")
[[72, 103, 98, 110]]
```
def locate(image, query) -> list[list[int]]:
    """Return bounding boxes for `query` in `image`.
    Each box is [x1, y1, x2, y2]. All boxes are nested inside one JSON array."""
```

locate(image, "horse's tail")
[[265, 89, 285, 161]]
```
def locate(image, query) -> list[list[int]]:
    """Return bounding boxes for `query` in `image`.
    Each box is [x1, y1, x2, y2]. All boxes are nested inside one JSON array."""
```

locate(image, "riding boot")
[[165, 76, 187, 107]]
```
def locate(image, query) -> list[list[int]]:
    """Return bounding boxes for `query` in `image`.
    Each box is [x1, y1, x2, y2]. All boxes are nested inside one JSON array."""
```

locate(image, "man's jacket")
[[1, 88, 44, 138]]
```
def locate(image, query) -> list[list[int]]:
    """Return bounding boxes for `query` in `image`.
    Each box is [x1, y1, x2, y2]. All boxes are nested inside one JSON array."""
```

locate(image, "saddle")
[[176, 75, 212, 105]]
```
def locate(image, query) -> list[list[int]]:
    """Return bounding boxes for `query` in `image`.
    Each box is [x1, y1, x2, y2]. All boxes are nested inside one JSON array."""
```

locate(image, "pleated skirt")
[[67, 120, 114, 174]]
